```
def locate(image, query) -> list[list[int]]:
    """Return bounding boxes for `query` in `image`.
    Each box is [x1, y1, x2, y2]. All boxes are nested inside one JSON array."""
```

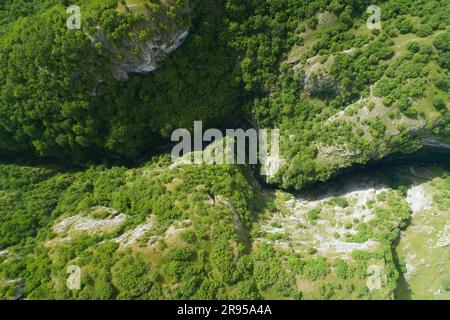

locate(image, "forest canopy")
[[0, 0, 241, 160], [0, 0, 449, 302]]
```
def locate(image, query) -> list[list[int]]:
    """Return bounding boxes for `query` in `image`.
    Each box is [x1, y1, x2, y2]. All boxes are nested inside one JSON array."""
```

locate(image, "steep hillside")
[[1, 160, 448, 300], [223, 0, 449, 189], [0, 0, 241, 159], [0, 0, 448, 302], [396, 167, 450, 299], [0, 158, 261, 299]]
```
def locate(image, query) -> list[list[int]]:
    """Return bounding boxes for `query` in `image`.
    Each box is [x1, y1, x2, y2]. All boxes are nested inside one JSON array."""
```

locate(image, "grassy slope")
[[396, 171, 450, 299]]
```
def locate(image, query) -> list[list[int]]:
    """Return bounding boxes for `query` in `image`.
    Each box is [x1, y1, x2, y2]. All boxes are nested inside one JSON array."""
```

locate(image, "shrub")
[[406, 41, 420, 53], [433, 74, 449, 91], [233, 280, 261, 300], [334, 259, 351, 279], [307, 208, 321, 223], [254, 261, 281, 290], [395, 17, 414, 34], [331, 197, 349, 208], [303, 257, 329, 281], [432, 95, 447, 112], [416, 24, 433, 37], [433, 32, 450, 52]]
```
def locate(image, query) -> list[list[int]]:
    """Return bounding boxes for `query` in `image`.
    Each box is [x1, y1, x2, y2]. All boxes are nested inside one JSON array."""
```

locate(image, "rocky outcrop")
[[302, 69, 340, 96], [91, 1, 191, 80], [53, 206, 126, 235], [113, 217, 156, 248], [295, 56, 340, 96], [94, 28, 189, 80], [421, 138, 450, 150], [259, 176, 389, 259]]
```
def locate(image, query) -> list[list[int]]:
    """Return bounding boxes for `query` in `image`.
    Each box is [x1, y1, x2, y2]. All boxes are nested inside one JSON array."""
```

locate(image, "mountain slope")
[[1, 159, 448, 300]]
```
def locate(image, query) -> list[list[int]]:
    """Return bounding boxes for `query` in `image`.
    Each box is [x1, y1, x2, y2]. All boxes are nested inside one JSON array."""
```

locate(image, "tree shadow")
[[392, 235, 413, 300]]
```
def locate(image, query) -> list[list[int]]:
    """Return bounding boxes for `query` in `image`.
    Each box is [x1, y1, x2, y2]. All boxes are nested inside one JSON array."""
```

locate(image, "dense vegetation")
[[0, 0, 241, 159], [0, 0, 449, 300], [2, 158, 447, 299], [0, 158, 257, 299], [0, 0, 448, 180], [230, 0, 449, 190], [4, 158, 441, 299]]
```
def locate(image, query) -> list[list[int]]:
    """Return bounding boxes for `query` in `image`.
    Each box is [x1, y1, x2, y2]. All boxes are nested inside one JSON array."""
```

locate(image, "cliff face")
[[94, 28, 189, 80], [295, 55, 340, 96], [92, 0, 191, 80]]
